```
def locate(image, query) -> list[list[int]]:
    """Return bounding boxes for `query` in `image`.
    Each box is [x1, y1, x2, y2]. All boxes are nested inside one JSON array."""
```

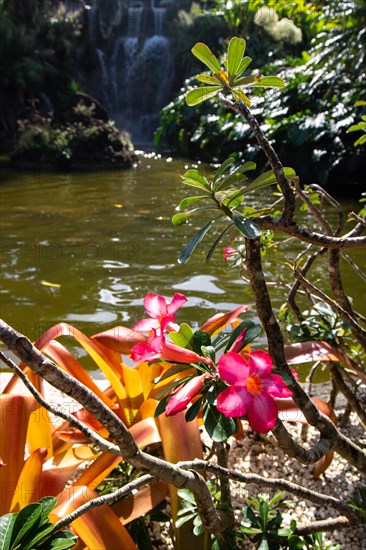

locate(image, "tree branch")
[[176, 460, 359, 522], [220, 96, 296, 224]]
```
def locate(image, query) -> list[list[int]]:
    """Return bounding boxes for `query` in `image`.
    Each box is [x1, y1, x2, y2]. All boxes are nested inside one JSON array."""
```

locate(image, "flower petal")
[[263, 373, 292, 398], [165, 375, 205, 416], [132, 318, 160, 333], [218, 352, 249, 385], [130, 342, 160, 363], [249, 350, 273, 376], [247, 392, 278, 433], [217, 386, 252, 417], [167, 293, 187, 316], [143, 293, 167, 319]]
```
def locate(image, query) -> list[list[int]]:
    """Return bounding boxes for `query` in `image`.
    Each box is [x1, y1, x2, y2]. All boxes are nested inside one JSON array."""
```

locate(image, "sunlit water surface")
[[1, 153, 364, 371]]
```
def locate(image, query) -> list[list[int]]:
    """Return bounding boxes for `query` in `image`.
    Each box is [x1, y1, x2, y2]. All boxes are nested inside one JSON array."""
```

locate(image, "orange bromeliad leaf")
[[284, 340, 366, 382], [52, 486, 138, 550], [157, 411, 204, 547], [0, 394, 35, 514], [10, 448, 47, 511], [112, 481, 169, 524], [91, 326, 147, 354], [45, 340, 115, 409], [27, 401, 53, 460], [200, 304, 251, 334]]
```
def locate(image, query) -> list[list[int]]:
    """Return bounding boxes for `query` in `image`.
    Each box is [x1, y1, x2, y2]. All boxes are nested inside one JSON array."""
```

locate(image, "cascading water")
[[87, 0, 174, 144]]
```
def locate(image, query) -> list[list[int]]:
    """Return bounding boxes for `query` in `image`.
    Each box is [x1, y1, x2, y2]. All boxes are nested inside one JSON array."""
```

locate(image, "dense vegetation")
[[156, 0, 366, 187]]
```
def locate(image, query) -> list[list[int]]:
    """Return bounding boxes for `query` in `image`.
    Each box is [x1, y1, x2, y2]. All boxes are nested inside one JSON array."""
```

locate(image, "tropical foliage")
[[156, 0, 366, 186]]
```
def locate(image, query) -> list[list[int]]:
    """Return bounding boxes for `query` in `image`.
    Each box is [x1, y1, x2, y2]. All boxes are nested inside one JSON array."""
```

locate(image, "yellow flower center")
[[246, 375, 263, 396]]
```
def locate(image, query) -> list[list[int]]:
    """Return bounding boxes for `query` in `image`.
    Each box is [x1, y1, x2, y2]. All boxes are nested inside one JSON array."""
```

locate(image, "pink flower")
[[165, 375, 208, 416], [132, 293, 187, 333], [224, 246, 238, 261], [131, 329, 210, 365], [216, 351, 292, 433]]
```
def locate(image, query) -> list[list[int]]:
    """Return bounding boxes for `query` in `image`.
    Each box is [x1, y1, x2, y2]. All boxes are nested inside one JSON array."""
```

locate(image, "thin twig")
[[293, 269, 366, 348], [54, 474, 157, 530]]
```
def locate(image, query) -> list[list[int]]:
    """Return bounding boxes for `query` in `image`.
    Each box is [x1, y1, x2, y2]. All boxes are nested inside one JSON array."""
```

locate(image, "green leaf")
[[176, 195, 207, 211], [0, 514, 16, 550], [154, 363, 193, 385], [186, 86, 221, 106], [172, 207, 213, 226], [259, 501, 269, 530], [206, 223, 233, 263], [178, 488, 196, 505], [185, 397, 203, 422], [258, 537, 269, 550], [232, 213, 261, 239], [234, 74, 257, 87], [21, 523, 55, 550], [268, 491, 286, 508], [236, 56, 252, 76], [240, 527, 261, 535], [169, 323, 194, 348], [175, 513, 197, 529], [203, 402, 238, 442], [227, 37, 246, 77], [172, 212, 191, 226], [212, 157, 235, 185], [215, 161, 256, 191], [181, 169, 210, 190], [154, 394, 172, 417], [37, 530, 77, 550], [39, 497, 58, 524], [354, 134, 366, 147], [191, 42, 221, 73], [232, 88, 251, 106], [272, 370, 293, 386], [178, 219, 218, 264], [249, 76, 284, 88], [196, 73, 221, 85], [192, 330, 211, 354], [224, 320, 261, 352], [244, 167, 296, 194], [11, 503, 42, 550]]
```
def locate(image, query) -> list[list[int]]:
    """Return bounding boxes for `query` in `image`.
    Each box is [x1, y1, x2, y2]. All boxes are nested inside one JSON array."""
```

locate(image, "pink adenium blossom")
[[131, 329, 210, 365], [216, 350, 292, 433], [132, 293, 187, 333], [165, 374, 209, 416], [224, 246, 238, 262]]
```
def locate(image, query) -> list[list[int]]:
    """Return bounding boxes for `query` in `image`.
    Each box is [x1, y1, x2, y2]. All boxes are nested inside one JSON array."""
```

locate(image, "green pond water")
[[0, 153, 365, 373]]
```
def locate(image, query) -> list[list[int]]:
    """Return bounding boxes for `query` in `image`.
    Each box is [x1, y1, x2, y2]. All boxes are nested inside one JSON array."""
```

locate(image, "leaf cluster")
[[173, 156, 295, 264], [0, 497, 77, 550], [186, 37, 284, 107]]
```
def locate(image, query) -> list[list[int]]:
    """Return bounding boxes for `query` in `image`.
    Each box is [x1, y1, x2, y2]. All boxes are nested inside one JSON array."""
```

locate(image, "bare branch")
[[176, 460, 359, 522]]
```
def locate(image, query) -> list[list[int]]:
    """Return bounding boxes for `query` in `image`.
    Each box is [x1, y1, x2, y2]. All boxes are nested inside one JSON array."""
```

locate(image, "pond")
[[1, 153, 365, 354]]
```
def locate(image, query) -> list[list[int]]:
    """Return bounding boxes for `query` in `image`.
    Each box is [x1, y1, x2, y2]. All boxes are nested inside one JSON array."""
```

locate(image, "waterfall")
[[153, 7, 166, 36], [85, 0, 174, 144], [127, 6, 143, 37]]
